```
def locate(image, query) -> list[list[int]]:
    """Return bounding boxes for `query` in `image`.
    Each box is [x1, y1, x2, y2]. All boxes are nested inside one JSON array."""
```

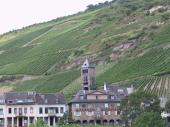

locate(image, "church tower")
[[81, 59, 96, 91]]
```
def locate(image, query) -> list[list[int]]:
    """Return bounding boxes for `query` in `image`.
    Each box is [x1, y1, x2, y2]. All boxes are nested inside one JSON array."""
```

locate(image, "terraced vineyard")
[[0, 0, 169, 99], [130, 75, 170, 98]]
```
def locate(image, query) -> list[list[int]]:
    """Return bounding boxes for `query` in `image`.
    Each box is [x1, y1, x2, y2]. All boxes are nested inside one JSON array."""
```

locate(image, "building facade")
[[0, 92, 66, 127], [69, 59, 133, 125]]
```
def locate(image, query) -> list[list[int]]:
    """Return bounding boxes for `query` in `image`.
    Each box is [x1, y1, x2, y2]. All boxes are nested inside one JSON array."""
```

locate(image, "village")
[[0, 59, 169, 127]]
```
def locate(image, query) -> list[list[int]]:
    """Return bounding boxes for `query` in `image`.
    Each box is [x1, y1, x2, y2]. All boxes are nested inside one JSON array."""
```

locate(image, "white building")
[[0, 92, 66, 127]]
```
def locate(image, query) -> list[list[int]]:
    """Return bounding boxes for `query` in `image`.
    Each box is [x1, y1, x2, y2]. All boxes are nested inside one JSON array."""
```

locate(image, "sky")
[[0, 0, 111, 34]]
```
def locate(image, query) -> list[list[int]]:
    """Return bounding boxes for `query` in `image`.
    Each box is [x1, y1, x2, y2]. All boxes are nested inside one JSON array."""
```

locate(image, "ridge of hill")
[[0, 0, 170, 99]]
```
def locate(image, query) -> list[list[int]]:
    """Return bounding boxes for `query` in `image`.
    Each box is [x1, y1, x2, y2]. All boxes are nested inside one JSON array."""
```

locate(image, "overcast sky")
[[0, 0, 111, 34]]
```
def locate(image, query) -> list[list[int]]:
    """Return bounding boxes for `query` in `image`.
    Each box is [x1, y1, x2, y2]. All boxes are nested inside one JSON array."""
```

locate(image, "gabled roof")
[[82, 59, 95, 68], [4, 92, 65, 105], [86, 90, 107, 95]]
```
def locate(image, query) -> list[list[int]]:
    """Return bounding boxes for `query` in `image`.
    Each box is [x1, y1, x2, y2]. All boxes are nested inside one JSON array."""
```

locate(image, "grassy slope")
[[0, 0, 170, 99]]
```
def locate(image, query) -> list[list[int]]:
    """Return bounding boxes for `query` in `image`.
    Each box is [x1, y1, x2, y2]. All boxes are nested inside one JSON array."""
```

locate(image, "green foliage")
[[97, 48, 170, 84], [29, 119, 48, 127], [161, 13, 170, 22], [121, 91, 160, 126], [57, 124, 122, 127], [165, 100, 170, 112], [58, 112, 74, 126], [14, 70, 79, 93], [127, 75, 170, 99], [0, 0, 169, 100], [133, 112, 165, 127]]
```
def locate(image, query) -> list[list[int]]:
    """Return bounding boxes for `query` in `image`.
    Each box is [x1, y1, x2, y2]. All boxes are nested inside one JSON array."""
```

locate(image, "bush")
[[133, 112, 166, 127], [29, 119, 48, 127]]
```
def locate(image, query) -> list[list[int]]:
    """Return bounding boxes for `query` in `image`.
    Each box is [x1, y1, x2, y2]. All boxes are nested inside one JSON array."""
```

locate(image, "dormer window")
[[118, 89, 124, 95], [80, 95, 84, 100], [8, 100, 13, 104]]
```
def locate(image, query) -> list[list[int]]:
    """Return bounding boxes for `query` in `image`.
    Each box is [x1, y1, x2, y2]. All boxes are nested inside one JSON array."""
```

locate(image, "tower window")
[[84, 87, 89, 91], [82, 69, 88, 73]]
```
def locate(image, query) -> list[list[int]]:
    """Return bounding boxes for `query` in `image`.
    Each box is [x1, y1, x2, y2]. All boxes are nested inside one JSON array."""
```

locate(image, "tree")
[[165, 100, 170, 112], [58, 112, 74, 126], [161, 13, 170, 22], [121, 91, 160, 126], [133, 112, 166, 127]]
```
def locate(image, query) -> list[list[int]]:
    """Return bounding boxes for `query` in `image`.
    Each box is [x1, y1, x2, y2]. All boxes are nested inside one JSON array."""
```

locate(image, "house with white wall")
[[0, 92, 66, 127]]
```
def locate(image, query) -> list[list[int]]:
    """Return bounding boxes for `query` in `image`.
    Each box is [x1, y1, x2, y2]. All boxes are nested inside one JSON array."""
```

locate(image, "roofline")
[[68, 100, 121, 104]]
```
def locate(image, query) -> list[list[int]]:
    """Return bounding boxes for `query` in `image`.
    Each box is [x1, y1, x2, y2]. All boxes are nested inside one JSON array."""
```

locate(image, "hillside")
[[0, 0, 170, 100]]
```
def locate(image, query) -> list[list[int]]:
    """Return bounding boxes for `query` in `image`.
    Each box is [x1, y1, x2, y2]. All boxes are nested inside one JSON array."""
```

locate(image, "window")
[[96, 96, 98, 100], [60, 107, 64, 113], [80, 95, 84, 100], [75, 104, 79, 108], [111, 96, 115, 100], [0, 99, 4, 103], [24, 108, 27, 114], [104, 103, 109, 108], [8, 108, 12, 114], [82, 69, 88, 73], [83, 76, 88, 83], [14, 108, 17, 115], [117, 103, 120, 107], [74, 111, 81, 116], [45, 108, 48, 114], [24, 118, 27, 124], [0, 109, 3, 115], [87, 104, 93, 109], [55, 107, 58, 113], [86, 111, 94, 116], [30, 107, 33, 113], [49, 108, 54, 114], [103, 111, 110, 116], [82, 104, 86, 108], [39, 107, 43, 114], [8, 100, 13, 104], [117, 110, 120, 115], [19, 108, 22, 115]]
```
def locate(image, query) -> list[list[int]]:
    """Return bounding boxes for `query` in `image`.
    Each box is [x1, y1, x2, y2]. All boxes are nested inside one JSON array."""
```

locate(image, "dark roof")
[[4, 92, 65, 105], [5, 92, 36, 105], [35, 93, 65, 105], [106, 85, 129, 97], [82, 59, 95, 68], [69, 85, 130, 104]]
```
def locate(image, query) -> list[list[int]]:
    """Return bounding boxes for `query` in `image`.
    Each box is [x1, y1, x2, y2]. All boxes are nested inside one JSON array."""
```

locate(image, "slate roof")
[[5, 92, 36, 105], [69, 85, 130, 104], [2, 92, 65, 105], [35, 93, 65, 105]]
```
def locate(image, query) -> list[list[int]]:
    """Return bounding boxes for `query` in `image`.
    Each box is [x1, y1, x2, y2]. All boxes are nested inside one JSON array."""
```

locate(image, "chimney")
[[104, 82, 107, 91]]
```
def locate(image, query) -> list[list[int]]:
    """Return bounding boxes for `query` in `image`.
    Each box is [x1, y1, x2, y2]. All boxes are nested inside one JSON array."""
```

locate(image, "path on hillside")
[[22, 26, 55, 47]]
